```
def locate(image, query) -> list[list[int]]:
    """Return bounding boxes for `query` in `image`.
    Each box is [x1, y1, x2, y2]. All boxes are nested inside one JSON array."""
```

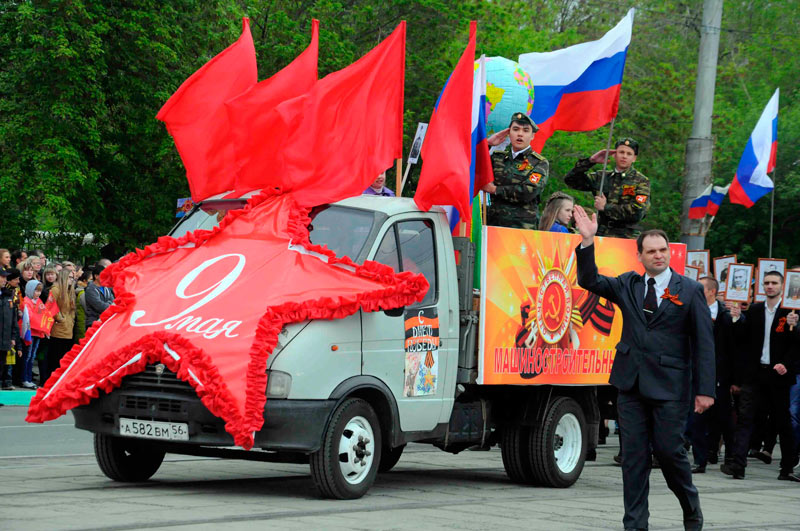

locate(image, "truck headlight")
[[266, 370, 292, 399]]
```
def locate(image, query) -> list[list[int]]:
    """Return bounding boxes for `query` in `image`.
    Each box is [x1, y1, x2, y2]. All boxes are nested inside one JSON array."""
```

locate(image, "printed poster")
[[479, 228, 686, 385], [403, 308, 439, 396]]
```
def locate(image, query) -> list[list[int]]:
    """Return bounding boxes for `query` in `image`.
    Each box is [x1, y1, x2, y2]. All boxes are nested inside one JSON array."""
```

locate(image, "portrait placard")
[[683, 265, 700, 281], [756, 258, 787, 296], [713, 255, 737, 292], [782, 271, 800, 311], [687, 250, 710, 277], [724, 263, 753, 303]]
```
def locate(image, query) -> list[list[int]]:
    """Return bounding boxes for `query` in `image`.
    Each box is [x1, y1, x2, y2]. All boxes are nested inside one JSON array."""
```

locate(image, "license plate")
[[119, 418, 189, 441]]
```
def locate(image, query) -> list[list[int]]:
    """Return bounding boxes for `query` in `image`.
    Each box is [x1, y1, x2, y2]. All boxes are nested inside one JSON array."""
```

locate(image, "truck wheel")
[[310, 398, 382, 499], [529, 396, 587, 488], [378, 443, 405, 473], [94, 433, 165, 482], [501, 425, 535, 484]]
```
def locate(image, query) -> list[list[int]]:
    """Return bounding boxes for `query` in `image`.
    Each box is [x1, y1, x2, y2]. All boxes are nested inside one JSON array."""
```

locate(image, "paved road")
[[2, 406, 799, 530]]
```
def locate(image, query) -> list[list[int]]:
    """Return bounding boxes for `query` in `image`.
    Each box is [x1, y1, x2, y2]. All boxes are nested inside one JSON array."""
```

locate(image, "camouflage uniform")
[[487, 146, 550, 229], [564, 158, 650, 238]]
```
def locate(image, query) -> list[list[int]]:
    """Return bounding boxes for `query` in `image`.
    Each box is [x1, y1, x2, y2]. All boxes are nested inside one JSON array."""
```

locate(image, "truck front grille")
[[120, 364, 196, 395], [120, 395, 186, 415]]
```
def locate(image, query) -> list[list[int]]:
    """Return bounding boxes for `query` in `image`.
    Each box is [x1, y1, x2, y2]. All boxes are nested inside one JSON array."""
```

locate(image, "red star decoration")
[[26, 191, 427, 449]]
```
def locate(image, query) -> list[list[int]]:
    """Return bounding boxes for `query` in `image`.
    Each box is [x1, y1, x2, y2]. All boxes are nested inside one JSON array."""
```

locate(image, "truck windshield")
[[171, 201, 375, 263]]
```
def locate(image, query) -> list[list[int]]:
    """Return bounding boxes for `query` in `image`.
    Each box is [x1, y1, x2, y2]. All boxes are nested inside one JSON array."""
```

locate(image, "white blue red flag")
[[518, 9, 634, 152], [689, 183, 730, 219], [416, 22, 492, 224], [729, 88, 779, 207]]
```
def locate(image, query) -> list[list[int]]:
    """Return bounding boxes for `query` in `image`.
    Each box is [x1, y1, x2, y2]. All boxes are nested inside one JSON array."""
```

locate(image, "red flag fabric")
[[413, 22, 476, 221], [26, 191, 428, 449], [227, 20, 319, 192], [156, 18, 257, 202], [26, 297, 57, 335], [231, 23, 406, 206]]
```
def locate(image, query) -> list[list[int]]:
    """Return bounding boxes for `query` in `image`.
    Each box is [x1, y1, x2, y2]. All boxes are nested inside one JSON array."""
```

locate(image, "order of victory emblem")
[[535, 268, 573, 344]]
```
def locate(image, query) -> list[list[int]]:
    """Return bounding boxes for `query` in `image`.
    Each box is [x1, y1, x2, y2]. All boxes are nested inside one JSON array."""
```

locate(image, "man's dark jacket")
[[710, 300, 738, 388], [732, 302, 800, 386], [576, 244, 716, 401]]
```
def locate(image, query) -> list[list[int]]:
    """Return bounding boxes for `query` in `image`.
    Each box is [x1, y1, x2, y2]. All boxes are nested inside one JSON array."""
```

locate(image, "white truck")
[[73, 194, 602, 499]]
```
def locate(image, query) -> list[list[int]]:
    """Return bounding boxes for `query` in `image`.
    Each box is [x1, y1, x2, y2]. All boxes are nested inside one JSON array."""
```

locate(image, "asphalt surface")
[[1, 405, 799, 530]]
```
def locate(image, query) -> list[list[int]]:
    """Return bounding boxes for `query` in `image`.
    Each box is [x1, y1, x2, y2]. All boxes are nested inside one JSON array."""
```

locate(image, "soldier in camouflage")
[[564, 137, 650, 239], [482, 113, 549, 229]]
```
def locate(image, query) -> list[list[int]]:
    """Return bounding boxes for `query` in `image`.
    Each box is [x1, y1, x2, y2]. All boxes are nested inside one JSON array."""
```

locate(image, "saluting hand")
[[589, 149, 616, 164], [573, 205, 598, 247], [487, 128, 509, 147]]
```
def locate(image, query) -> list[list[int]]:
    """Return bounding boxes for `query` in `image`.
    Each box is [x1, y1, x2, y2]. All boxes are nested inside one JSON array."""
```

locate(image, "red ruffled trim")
[[27, 190, 428, 450]]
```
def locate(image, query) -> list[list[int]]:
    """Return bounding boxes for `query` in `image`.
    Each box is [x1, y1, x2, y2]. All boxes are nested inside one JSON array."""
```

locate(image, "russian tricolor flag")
[[518, 9, 633, 152], [689, 184, 730, 219], [415, 22, 492, 228], [729, 88, 779, 208]]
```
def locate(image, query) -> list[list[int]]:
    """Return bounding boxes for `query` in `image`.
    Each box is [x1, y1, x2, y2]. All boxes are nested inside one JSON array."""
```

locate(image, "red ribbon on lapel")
[[661, 288, 683, 306]]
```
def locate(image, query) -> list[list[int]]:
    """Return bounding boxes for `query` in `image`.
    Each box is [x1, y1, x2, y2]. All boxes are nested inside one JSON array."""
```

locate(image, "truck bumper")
[[72, 391, 336, 453]]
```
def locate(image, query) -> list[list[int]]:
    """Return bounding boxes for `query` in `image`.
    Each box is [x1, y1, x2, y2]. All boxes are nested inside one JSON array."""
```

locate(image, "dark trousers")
[[731, 369, 797, 473], [618, 390, 702, 529], [45, 337, 74, 382], [691, 383, 734, 466]]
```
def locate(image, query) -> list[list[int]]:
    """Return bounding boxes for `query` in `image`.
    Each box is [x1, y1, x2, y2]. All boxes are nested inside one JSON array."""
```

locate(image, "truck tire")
[[94, 433, 165, 482], [310, 398, 382, 499], [501, 425, 535, 484], [378, 443, 405, 473], [529, 396, 587, 488]]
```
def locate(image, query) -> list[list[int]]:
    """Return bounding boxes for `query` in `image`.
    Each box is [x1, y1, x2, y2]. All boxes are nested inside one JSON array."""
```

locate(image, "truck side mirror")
[[383, 307, 404, 317]]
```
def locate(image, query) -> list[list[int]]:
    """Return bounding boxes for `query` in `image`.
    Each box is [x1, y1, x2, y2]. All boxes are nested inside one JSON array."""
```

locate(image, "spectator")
[[45, 270, 76, 382], [10, 249, 27, 268], [21, 280, 46, 389], [40, 265, 58, 303], [690, 277, 740, 472], [73, 269, 93, 341], [723, 271, 800, 481], [29, 254, 42, 279], [363, 171, 396, 197], [538, 191, 575, 233], [33, 249, 46, 270], [85, 265, 114, 328], [0, 269, 19, 390], [17, 257, 37, 299], [0, 248, 11, 274]]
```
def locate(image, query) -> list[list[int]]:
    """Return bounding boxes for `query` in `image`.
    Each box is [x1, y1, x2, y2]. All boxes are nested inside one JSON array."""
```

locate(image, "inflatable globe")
[[476, 56, 535, 136]]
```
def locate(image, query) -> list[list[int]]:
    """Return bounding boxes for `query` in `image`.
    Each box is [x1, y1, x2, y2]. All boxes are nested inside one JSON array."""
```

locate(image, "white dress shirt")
[[643, 268, 672, 308], [511, 146, 531, 159], [761, 298, 781, 365], [708, 301, 718, 321]]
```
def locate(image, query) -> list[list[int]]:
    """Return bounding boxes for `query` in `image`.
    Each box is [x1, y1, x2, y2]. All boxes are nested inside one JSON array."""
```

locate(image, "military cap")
[[615, 137, 639, 155], [509, 112, 539, 132]]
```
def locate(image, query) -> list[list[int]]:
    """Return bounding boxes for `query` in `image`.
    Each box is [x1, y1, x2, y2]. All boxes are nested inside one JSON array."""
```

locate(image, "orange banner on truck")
[[478, 228, 686, 385]]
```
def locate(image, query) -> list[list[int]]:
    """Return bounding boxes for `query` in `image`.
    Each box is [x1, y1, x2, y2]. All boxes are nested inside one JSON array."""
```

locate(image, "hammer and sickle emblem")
[[544, 293, 561, 321]]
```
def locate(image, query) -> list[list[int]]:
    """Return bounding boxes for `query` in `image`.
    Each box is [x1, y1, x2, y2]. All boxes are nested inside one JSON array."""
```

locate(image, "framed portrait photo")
[[713, 255, 737, 292], [782, 270, 800, 311], [687, 250, 711, 277], [684, 265, 700, 281], [756, 258, 787, 296], [725, 263, 753, 303]]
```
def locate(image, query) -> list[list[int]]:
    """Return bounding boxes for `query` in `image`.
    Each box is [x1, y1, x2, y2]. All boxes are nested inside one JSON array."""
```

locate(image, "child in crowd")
[[22, 280, 52, 389], [538, 191, 576, 233], [40, 265, 58, 303]]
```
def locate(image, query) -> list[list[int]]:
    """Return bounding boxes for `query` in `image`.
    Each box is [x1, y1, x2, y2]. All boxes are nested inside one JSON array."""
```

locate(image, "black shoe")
[[652, 455, 661, 469], [613, 453, 623, 465], [720, 463, 745, 479], [777, 472, 800, 482], [684, 514, 704, 531], [692, 464, 706, 473], [754, 451, 772, 464], [707, 452, 719, 465]]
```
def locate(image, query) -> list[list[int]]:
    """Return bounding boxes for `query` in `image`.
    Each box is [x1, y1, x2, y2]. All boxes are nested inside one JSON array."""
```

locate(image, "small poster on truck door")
[[403, 308, 439, 396], [479, 228, 687, 385]]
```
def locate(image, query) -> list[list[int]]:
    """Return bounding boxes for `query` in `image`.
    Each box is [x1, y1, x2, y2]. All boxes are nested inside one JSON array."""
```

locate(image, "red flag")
[[414, 22, 476, 221], [156, 18, 257, 202], [227, 20, 319, 192], [26, 191, 428, 449], [232, 23, 406, 206]]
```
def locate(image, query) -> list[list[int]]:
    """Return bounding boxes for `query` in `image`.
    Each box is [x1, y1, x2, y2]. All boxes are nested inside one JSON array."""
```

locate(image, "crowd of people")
[[0, 248, 114, 395]]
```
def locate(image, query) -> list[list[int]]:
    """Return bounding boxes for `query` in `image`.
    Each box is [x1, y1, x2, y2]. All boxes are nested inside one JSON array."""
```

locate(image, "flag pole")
[[399, 161, 412, 195], [395, 158, 402, 196], [769, 170, 775, 258], [598, 118, 616, 194]]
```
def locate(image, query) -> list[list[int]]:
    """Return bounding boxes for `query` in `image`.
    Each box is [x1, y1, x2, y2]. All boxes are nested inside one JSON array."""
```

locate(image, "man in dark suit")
[[573, 206, 715, 531], [690, 277, 740, 472], [723, 270, 800, 481]]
